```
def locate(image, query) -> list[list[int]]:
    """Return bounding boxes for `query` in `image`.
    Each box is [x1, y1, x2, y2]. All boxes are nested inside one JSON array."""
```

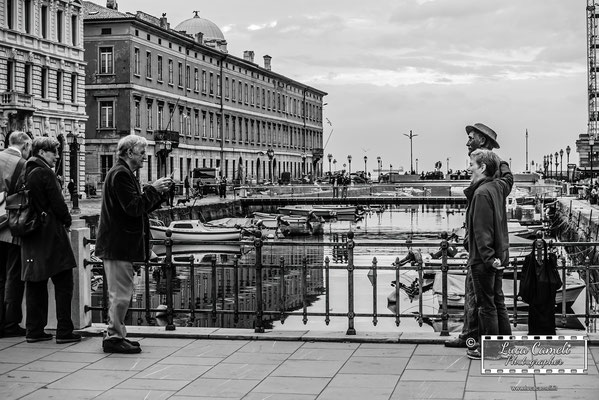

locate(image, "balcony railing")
[[82, 232, 599, 336], [0, 91, 34, 109]]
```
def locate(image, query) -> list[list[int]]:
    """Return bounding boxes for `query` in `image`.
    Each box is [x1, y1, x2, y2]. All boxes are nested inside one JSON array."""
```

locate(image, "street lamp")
[[566, 145, 571, 165], [363, 155, 367, 177], [301, 152, 307, 177], [559, 148, 564, 180], [590, 138, 595, 185], [65, 132, 80, 214], [347, 155, 352, 175], [403, 130, 418, 174], [549, 156, 553, 179], [333, 158, 337, 172], [446, 157, 450, 174], [327, 153, 333, 174], [509, 157, 512, 169], [416, 158, 419, 174], [554, 152, 559, 180], [267, 147, 274, 183], [377, 156, 381, 177]]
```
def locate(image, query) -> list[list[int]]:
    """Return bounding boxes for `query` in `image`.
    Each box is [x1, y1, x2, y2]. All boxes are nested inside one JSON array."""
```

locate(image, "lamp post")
[[333, 159, 337, 172], [377, 156, 381, 178], [549, 157, 553, 179], [267, 147, 274, 183], [566, 145, 571, 165], [301, 152, 307, 177], [559, 149, 564, 180], [347, 155, 352, 175], [446, 157, 450, 174], [363, 155, 368, 177], [403, 130, 418, 174], [590, 138, 595, 185], [416, 158, 419, 174], [543, 155, 547, 177], [389, 164, 393, 173], [509, 157, 512, 169], [66, 132, 80, 214], [327, 153, 332, 175], [554, 152, 559, 180]]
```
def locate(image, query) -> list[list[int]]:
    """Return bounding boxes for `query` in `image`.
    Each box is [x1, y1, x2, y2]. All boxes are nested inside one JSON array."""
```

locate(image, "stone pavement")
[[1, 328, 598, 400]]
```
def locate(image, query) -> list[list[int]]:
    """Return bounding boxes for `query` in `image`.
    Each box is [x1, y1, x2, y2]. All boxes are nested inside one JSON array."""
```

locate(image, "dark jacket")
[[21, 156, 76, 282], [95, 158, 163, 262], [464, 161, 513, 268]]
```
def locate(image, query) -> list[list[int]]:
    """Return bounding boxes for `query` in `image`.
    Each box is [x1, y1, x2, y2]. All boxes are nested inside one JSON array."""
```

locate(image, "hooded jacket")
[[464, 161, 513, 268]]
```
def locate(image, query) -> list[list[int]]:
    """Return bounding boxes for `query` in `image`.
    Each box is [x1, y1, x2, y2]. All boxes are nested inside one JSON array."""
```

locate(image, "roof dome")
[[175, 12, 225, 42]]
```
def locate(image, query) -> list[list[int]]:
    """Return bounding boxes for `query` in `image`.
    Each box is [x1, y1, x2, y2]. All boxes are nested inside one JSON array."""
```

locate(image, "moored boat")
[[150, 219, 241, 243], [253, 211, 324, 236], [278, 204, 358, 218]]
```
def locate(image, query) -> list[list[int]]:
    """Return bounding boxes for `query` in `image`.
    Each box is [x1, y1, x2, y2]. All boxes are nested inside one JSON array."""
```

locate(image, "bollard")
[[164, 230, 175, 331], [324, 256, 331, 326], [279, 256, 286, 323], [302, 256, 308, 325], [346, 231, 356, 335], [144, 258, 153, 325], [394, 256, 401, 327], [254, 231, 265, 333], [69, 219, 92, 329], [372, 257, 378, 326]]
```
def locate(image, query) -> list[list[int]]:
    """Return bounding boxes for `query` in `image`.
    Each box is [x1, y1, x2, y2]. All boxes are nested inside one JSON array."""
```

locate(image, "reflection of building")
[[0, 0, 87, 193], [83, 2, 326, 188]]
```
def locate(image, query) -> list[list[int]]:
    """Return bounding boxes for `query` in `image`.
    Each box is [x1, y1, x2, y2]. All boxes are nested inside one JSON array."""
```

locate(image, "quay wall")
[[552, 198, 599, 303]]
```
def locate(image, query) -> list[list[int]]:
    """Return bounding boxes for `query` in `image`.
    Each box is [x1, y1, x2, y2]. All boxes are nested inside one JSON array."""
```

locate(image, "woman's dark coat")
[[94, 158, 163, 262], [21, 156, 76, 282]]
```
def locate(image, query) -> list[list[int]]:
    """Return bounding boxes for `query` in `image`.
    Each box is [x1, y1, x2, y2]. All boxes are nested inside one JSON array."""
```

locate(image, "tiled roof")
[[82, 1, 130, 20]]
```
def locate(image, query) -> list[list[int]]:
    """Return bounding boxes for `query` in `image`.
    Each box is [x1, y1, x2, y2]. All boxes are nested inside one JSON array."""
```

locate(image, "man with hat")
[[445, 122, 505, 350]]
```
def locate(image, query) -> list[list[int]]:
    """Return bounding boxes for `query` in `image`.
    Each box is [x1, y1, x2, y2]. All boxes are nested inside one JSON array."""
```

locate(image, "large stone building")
[[83, 1, 326, 187], [0, 0, 87, 194]]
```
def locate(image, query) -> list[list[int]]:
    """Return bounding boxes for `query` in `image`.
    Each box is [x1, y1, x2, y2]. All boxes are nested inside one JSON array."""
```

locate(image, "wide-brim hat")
[[466, 123, 500, 149]]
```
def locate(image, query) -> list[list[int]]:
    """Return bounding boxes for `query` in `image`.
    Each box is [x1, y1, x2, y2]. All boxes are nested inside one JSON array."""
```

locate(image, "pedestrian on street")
[[332, 176, 339, 198], [0, 131, 31, 338], [445, 122, 503, 350], [184, 175, 190, 199], [20, 136, 81, 344], [463, 149, 513, 360], [67, 179, 76, 204], [95, 135, 172, 354], [219, 176, 227, 198]]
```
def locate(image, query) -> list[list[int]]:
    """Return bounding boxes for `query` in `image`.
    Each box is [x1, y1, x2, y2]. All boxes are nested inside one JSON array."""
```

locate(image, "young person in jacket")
[[21, 137, 80, 343], [95, 135, 172, 354], [464, 149, 513, 359], [0, 131, 31, 338]]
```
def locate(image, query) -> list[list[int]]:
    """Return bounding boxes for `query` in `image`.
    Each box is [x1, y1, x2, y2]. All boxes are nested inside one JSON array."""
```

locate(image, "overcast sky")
[[116, 0, 587, 173]]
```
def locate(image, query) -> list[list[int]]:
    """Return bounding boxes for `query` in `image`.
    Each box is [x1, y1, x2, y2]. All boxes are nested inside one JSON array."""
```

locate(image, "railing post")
[[560, 256, 567, 327], [234, 255, 240, 324], [211, 255, 217, 324], [279, 256, 286, 323], [394, 256, 401, 327], [346, 230, 356, 335], [585, 255, 591, 328], [254, 231, 265, 333], [324, 256, 331, 325], [302, 256, 308, 325], [164, 230, 176, 331], [372, 257, 378, 326], [440, 233, 449, 336], [188, 254, 196, 326]]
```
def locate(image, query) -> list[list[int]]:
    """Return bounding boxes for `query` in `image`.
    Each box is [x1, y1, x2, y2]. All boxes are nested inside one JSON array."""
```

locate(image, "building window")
[[99, 101, 114, 128], [24, 0, 32, 34], [209, 113, 214, 138], [256, 87, 260, 107], [194, 68, 199, 91], [70, 73, 77, 103], [56, 10, 64, 43], [134, 100, 141, 128], [41, 67, 48, 98], [250, 85, 254, 105], [157, 55, 163, 81], [24, 64, 32, 94], [231, 79, 236, 100], [168, 59, 173, 84], [262, 89, 266, 108], [225, 77, 229, 99], [146, 51, 152, 78], [209, 72, 214, 95], [100, 155, 113, 182], [225, 116, 230, 140], [99, 47, 113, 74], [186, 110, 191, 136], [245, 84, 249, 104], [178, 62, 183, 87], [6, 0, 15, 30], [194, 111, 200, 136], [134, 48, 140, 75], [6, 60, 14, 91], [147, 102, 153, 130], [186, 65, 190, 89], [147, 156, 152, 181], [238, 82, 242, 103], [41, 5, 48, 38], [217, 74, 221, 97], [157, 105, 163, 130], [56, 70, 63, 101], [201, 70, 206, 94], [202, 112, 207, 137], [71, 14, 78, 45]]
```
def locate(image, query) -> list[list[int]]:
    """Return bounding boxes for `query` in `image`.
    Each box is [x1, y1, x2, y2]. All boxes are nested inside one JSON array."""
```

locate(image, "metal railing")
[[83, 232, 599, 336]]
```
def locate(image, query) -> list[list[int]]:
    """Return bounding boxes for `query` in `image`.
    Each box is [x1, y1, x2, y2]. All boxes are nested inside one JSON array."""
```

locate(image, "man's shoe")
[[56, 333, 82, 344], [3, 326, 26, 337], [103, 338, 142, 354], [26, 333, 53, 343], [466, 348, 481, 360], [124, 338, 140, 347], [444, 337, 467, 348]]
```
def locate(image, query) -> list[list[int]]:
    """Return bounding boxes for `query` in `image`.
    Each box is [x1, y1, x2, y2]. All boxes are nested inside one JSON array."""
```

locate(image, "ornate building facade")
[[83, 1, 326, 187], [0, 0, 87, 194]]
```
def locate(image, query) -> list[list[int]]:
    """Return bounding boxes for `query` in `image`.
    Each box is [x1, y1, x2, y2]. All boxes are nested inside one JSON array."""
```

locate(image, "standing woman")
[[21, 137, 80, 343]]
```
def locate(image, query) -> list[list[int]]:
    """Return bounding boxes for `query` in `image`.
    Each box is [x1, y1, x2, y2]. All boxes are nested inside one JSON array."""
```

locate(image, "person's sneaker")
[[444, 337, 468, 348], [56, 333, 82, 344], [124, 338, 140, 347], [26, 333, 53, 343], [3, 326, 26, 337], [466, 348, 481, 360], [103, 338, 142, 354]]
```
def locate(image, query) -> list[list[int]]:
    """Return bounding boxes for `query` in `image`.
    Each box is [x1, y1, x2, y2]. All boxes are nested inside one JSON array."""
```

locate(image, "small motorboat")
[[253, 211, 324, 236], [278, 205, 358, 218], [150, 219, 241, 243]]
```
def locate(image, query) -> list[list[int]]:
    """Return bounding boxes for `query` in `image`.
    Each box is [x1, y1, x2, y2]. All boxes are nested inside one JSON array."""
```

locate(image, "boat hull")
[[150, 226, 240, 243]]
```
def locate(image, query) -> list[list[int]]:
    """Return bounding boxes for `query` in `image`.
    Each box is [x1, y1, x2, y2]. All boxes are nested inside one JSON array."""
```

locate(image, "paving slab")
[[390, 380, 466, 399]]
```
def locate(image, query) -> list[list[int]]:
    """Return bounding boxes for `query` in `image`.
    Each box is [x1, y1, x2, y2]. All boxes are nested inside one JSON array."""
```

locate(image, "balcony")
[[154, 129, 180, 148], [0, 91, 35, 111]]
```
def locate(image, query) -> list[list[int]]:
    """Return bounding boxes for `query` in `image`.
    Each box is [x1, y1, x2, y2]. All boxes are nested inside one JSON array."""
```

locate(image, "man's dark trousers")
[[0, 241, 25, 334]]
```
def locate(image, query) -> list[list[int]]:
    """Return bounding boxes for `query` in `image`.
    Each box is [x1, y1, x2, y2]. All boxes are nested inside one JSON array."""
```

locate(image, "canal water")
[[92, 204, 588, 333]]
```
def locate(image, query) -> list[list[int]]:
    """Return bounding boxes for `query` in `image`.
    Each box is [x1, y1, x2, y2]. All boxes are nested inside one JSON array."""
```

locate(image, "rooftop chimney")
[[106, 0, 118, 10], [263, 55, 272, 71], [195, 32, 204, 44], [243, 50, 255, 63]]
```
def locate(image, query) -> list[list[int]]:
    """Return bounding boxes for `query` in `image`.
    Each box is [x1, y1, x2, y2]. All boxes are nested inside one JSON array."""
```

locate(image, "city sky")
[[115, 0, 587, 174]]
